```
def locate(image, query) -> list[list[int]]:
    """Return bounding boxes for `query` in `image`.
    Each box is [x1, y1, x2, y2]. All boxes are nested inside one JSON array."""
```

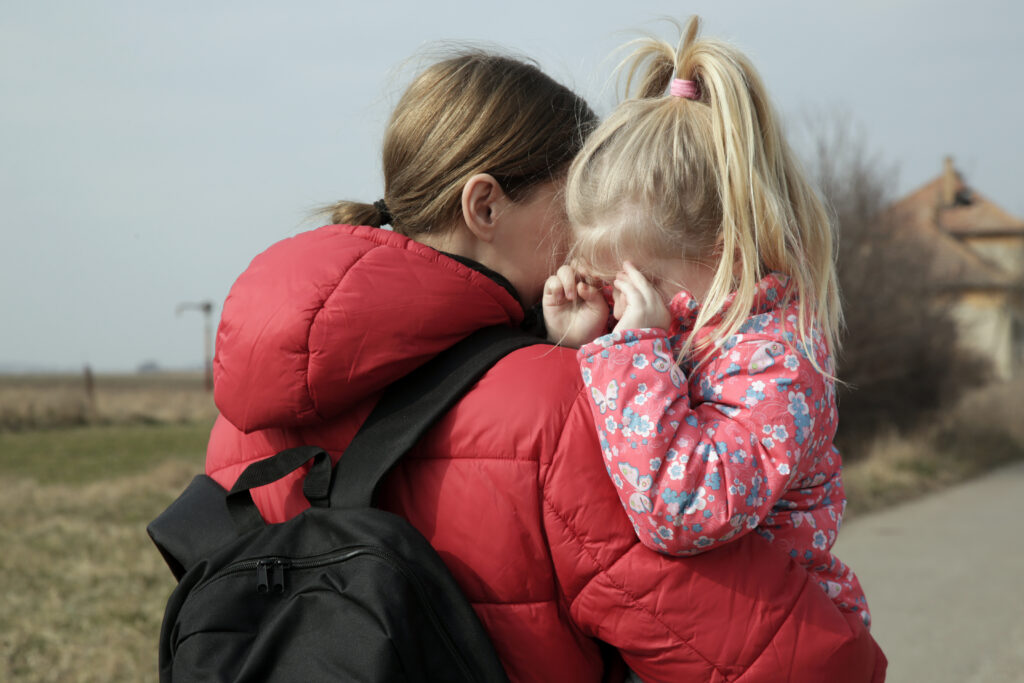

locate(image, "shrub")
[[803, 117, 991, 459]]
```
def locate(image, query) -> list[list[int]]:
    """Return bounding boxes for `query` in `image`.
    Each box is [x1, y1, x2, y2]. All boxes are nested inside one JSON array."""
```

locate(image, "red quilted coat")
[[206, 224, 886, 682]]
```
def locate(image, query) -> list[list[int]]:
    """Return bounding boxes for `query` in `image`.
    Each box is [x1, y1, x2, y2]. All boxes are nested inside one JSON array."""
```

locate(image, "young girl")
[[544, 17, 871, 627]]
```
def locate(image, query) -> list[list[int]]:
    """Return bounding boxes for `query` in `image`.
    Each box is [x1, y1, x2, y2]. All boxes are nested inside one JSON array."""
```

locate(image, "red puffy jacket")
[[207, 225, 885, 682]]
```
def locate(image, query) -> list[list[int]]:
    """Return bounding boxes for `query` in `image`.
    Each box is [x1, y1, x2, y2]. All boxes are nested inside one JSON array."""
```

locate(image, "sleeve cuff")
[[577, 328, 668, 364]]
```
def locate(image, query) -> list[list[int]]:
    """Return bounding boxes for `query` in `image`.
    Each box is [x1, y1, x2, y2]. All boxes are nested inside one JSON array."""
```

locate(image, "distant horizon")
[[0, 362, 210, 376]]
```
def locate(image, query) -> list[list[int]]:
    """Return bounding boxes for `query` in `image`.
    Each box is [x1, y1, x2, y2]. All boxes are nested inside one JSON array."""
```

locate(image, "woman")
[[206, 51, 884, 681]]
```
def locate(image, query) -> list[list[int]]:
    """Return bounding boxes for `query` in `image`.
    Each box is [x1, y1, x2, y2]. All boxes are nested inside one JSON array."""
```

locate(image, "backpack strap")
[[228, 325, 541, 515], [149, 446, 334, 578], [225, 446, 333, 533], [148, 325, 542, 578], [329, 325, 542, 509]]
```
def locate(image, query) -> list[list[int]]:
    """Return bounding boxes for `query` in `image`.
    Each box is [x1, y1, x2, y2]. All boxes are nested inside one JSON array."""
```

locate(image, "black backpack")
[[148, 326, 539, 682]]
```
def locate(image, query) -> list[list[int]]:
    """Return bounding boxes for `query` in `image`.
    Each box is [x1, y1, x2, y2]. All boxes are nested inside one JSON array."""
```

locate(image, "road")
[[833, 460, 1024, 683]]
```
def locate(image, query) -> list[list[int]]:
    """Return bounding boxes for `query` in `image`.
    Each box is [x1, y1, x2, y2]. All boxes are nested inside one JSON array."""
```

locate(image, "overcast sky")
[[3, 0, 1022, 371]]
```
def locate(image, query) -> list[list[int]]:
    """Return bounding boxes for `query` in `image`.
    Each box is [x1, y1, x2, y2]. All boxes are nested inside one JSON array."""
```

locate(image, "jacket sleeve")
[[577, 328, 839, 556], [539, 386, 882, 682]]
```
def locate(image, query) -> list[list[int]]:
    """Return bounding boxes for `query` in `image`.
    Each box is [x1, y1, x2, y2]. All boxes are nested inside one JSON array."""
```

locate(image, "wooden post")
[[177, 301, 215, 392], [83, 363, 95, 405], [201, 302, 213, 392]]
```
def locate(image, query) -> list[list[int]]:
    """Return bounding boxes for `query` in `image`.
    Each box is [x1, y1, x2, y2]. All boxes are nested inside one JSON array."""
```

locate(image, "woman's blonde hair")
[[325, 51, 597, 236], [567, 17, 841, 366]]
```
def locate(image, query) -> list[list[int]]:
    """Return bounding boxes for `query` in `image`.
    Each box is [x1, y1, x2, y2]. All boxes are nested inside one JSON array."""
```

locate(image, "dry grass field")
[[0, 371, 218, 431], [843, 377, 1024, 515], [1, 373, 212, 681], [1, 455, 201, 681], [0, 372, 1020, 681]]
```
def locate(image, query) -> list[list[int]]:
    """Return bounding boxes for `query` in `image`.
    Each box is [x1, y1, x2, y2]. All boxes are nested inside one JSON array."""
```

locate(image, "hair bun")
[[373, 199, 392, 226]]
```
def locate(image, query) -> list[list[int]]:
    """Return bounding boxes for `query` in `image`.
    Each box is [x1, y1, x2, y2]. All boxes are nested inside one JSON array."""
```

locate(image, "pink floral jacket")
[[578, 274, 870, 626]]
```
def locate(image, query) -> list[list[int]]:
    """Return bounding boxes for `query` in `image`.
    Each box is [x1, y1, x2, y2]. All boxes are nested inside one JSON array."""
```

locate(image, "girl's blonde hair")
[[325, 51, 597, 236], [567, 17, 841, 366]]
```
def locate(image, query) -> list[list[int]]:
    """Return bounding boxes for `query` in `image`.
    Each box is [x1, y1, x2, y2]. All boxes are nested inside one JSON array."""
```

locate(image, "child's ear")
[[460, 174, 506, 243]]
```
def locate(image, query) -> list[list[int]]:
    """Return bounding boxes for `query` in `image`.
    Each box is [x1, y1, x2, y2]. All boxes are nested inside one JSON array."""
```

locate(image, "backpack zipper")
[[255, 558, 289, 594], [189, 546, 479, 681]]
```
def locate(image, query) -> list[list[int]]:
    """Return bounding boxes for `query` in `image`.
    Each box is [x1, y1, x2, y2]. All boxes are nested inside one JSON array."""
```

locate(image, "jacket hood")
[[213, 225, 525, 433]]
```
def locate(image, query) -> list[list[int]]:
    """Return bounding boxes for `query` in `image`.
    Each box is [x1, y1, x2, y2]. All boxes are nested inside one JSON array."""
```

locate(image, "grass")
[[842, 426, 1021, 515], [0, 371, 217, 431], [842, 377, 1024, 516], [0, 422, 212, 484], [0, 373, 212, 682], [1, 455, 203, 681]]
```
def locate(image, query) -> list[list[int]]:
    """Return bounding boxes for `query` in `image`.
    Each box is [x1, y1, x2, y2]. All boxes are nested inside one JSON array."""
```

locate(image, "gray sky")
[[3, 0, 1022, 371]]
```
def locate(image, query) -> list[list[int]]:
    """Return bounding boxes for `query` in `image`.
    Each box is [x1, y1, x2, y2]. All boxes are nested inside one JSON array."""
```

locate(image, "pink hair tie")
[[670, 78, 699, 100]]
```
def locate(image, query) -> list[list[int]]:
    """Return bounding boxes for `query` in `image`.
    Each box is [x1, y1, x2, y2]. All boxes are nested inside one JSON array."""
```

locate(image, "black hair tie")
[[373, 199, 392, 226]]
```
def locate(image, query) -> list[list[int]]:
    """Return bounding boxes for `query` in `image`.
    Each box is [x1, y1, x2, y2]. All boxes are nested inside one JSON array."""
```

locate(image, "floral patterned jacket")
[[578, 273, 870, 626]]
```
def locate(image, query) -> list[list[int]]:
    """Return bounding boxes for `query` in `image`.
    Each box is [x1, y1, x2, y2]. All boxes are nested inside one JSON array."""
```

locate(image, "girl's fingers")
[[543, 275, 566, 304], [613, 275, 641, 308], [578, 282, 611, 322], [621, 261, 660, 306], [577, 281, 601, 302], [556, 264, 577, 301], [615, 266, 671, 331]]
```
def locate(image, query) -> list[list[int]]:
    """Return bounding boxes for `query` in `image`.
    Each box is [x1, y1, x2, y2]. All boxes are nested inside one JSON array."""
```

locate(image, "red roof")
[[885, 160, 1022, 290]]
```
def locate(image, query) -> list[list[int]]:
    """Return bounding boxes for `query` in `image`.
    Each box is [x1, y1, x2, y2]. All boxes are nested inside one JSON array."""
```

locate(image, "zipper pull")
[[256, 561, 270, 594], [271, 560, 288, 594]]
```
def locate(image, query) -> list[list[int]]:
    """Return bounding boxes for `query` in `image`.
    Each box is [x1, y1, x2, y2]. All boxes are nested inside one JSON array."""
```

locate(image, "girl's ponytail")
[[619, 32, 678, 100], [685, 21, 780, 354], [568, 16, 841, 370], [691, 23, 840, 366]]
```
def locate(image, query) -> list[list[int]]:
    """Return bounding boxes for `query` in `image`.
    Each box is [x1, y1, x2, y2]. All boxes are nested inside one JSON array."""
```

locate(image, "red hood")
[[213, 225, 525, 433]]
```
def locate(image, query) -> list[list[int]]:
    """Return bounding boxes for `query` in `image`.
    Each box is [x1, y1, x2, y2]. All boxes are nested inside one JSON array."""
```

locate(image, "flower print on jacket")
[[578, 273, 871, 627]]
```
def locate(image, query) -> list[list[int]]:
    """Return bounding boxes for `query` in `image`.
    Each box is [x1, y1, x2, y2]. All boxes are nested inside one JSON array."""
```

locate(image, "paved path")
[[833, 460, 1024, 683]]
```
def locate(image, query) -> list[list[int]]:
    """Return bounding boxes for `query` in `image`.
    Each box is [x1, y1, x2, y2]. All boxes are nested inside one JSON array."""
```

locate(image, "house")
[[888, 158, 1024, 379]]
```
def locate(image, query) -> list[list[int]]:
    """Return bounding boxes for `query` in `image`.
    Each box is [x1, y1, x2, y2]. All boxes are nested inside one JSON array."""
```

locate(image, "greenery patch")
[[0, 422, 210, 484]]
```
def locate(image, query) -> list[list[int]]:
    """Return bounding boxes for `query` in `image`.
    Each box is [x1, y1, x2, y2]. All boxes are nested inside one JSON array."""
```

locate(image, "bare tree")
[[802, 115, 990, 459]]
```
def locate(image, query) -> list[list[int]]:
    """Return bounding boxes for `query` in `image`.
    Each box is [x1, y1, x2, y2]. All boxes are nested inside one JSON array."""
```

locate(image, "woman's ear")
[[460, 174, 506, 243]]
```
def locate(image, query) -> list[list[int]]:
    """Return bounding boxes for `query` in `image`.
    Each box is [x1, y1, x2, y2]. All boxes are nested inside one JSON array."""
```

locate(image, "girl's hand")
[[612, 262, 672, 333], [542, 265, 610, 347]]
